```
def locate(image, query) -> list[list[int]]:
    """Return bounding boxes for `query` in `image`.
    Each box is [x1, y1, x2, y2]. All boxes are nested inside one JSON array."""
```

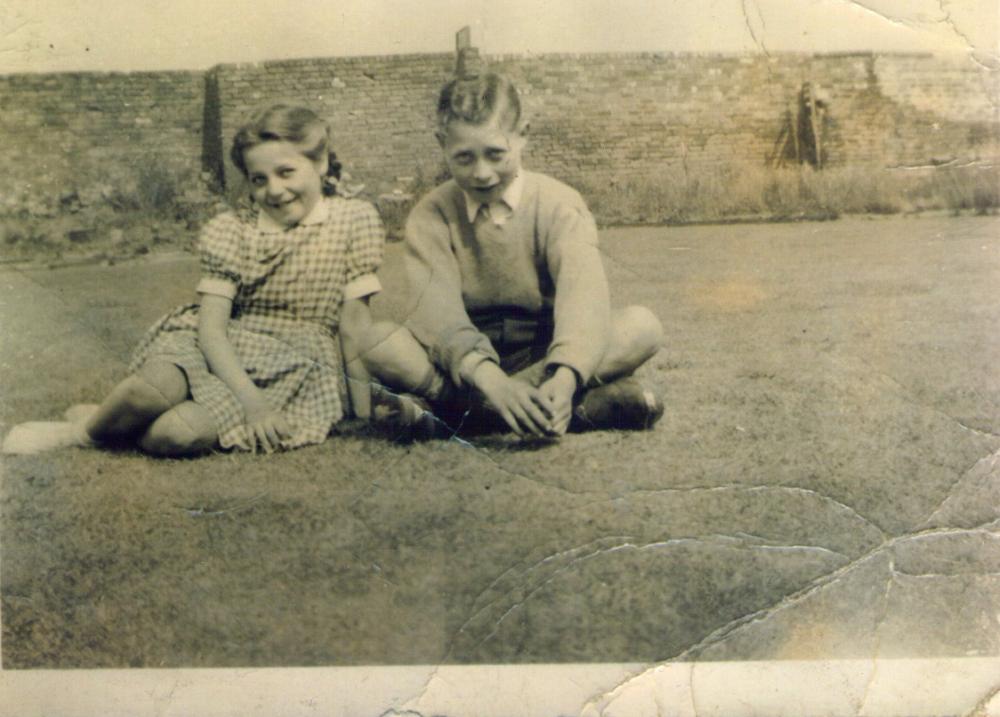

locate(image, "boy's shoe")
[[570, 377, 664, 432], [370, 385, 453, 441]]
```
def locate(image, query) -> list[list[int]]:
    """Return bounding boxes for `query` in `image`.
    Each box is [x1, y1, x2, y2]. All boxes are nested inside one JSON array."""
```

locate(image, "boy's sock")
[[412, 365, 464, 404], [370, 384, 453, 441], [570, 377, 664, 432], [2, 421, 95, 455], [410, 365, 474, 427]]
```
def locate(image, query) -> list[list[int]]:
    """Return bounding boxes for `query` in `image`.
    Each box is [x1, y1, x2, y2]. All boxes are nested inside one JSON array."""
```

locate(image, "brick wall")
[[485, 52, 998, 186], [0, 70, 204, 209], [0, 51, 996, 209], [210, 54, 453, 196]]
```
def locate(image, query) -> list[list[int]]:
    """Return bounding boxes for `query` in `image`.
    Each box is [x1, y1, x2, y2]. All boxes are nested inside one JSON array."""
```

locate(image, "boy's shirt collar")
[[463, 172, 524, 226], [256, 196, 329, 233]]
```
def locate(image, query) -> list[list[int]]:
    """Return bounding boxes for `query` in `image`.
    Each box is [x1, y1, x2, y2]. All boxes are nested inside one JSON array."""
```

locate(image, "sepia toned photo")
[[1, 1, 998, 714]]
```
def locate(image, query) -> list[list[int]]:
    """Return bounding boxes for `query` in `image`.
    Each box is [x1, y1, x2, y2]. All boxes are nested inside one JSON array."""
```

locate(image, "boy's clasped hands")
[[472, 361, 577, 438]]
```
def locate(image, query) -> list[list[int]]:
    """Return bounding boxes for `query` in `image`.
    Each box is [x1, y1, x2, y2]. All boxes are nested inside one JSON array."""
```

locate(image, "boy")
[[363, 73, 663, 437]]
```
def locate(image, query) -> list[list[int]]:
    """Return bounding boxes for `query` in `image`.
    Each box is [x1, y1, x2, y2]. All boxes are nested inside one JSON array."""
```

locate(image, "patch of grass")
[[4, 220, 1000, 668]]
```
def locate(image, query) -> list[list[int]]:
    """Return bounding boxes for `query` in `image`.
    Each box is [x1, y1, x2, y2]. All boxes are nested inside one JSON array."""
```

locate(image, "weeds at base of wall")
[[373, 160, 452, 241], [0, 156, 443, 263], [376, 161, 999, 238], [3, 160, 997, 265], [576, 162, 1000, 226], [1, 161, 222, 265]]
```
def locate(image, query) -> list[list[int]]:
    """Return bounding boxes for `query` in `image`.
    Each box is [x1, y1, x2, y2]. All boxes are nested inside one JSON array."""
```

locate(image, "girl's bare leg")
[[139, 401, 217, 457], [2, 359, 192, 455], [84, 360, 190, 444]]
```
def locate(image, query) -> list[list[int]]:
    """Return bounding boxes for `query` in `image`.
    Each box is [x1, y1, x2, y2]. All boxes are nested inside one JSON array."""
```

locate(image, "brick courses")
[[1, 51, 996, 203]]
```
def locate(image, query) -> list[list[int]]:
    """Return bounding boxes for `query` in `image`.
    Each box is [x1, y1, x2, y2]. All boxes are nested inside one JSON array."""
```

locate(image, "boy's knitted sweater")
[[400, 170, 611, 385]]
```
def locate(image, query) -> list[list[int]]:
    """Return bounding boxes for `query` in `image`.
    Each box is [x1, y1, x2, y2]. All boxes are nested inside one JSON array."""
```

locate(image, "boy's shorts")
[[429, 308, 554, 431], [472, 307, 554, 382]]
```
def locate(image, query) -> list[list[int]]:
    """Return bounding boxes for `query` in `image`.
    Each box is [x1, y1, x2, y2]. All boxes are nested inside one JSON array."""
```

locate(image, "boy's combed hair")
[[436, 73, 523, 137], [231, 105, 343, 195]]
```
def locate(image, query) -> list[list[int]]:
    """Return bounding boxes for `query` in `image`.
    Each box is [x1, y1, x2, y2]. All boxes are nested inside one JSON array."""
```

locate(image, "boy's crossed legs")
[[358, 305, 664, 436]]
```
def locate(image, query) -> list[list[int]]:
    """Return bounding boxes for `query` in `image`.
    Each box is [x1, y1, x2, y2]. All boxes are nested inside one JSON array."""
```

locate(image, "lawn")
[[2, 215, 999, 668]]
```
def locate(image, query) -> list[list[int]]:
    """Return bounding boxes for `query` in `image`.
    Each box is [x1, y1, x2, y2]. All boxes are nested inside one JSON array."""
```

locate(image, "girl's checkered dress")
[[128, 197, 384, 451]]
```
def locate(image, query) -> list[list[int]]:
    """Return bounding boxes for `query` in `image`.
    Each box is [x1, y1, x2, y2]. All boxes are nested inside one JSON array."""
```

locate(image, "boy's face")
[[440, 119, 525, 205]]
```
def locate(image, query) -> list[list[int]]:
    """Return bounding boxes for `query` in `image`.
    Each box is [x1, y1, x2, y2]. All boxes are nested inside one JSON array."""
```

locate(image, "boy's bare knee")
[[368, 320, 403, 342], [360, 321, 429, 378], [358, 320, 401, 366], [617, 305, 664, 358], [139, 402, 216, 457]]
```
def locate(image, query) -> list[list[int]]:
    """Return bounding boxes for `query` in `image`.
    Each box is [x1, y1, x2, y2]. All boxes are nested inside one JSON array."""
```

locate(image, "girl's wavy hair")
[[435, 73, 524, 141], [230, 105, 343, 196]]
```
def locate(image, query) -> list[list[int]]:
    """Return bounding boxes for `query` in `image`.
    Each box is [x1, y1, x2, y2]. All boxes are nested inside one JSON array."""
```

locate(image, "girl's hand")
[[243, 398, 291, 453], [472, 362, 554, 437], [199, 294, 291, 452], [538, 366, 578, 436]]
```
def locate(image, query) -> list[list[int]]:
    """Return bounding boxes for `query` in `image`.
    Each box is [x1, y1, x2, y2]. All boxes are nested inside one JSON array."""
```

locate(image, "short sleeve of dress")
[[196, 212, 244, 300], [343, 200, 386, 301]]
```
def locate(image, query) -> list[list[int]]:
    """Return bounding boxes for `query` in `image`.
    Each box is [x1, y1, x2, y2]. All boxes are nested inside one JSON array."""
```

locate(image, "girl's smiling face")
[[244, 141, 326, 228], [440, 119, 525, 205]]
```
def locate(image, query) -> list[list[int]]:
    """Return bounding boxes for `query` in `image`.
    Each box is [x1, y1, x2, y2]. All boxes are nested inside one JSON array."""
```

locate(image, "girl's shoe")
[[570, 377, 664, 432], [2, 421, 94, 455]]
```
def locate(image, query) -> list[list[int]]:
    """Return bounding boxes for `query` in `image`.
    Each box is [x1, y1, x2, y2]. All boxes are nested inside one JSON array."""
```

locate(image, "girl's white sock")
[[2, 421, 95, 455], [64, 403, 99, 425]]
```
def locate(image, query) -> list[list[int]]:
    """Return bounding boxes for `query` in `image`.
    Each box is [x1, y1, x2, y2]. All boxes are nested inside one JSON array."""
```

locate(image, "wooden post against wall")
[[456, 26, 472, 52], [809, 90, 822, 168], [455, 26, 482, 78], [790, 101, 801, 165]]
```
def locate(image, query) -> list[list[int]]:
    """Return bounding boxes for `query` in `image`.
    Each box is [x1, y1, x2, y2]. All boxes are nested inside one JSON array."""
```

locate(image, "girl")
[[4, 104, 396, 456], [359, 73, 665, 438]]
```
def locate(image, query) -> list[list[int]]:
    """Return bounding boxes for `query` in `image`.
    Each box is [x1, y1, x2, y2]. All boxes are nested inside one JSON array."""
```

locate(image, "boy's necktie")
[[475, 202, 513, 227], [475, 203, 491, 225], [473, 203, 508, 248]]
